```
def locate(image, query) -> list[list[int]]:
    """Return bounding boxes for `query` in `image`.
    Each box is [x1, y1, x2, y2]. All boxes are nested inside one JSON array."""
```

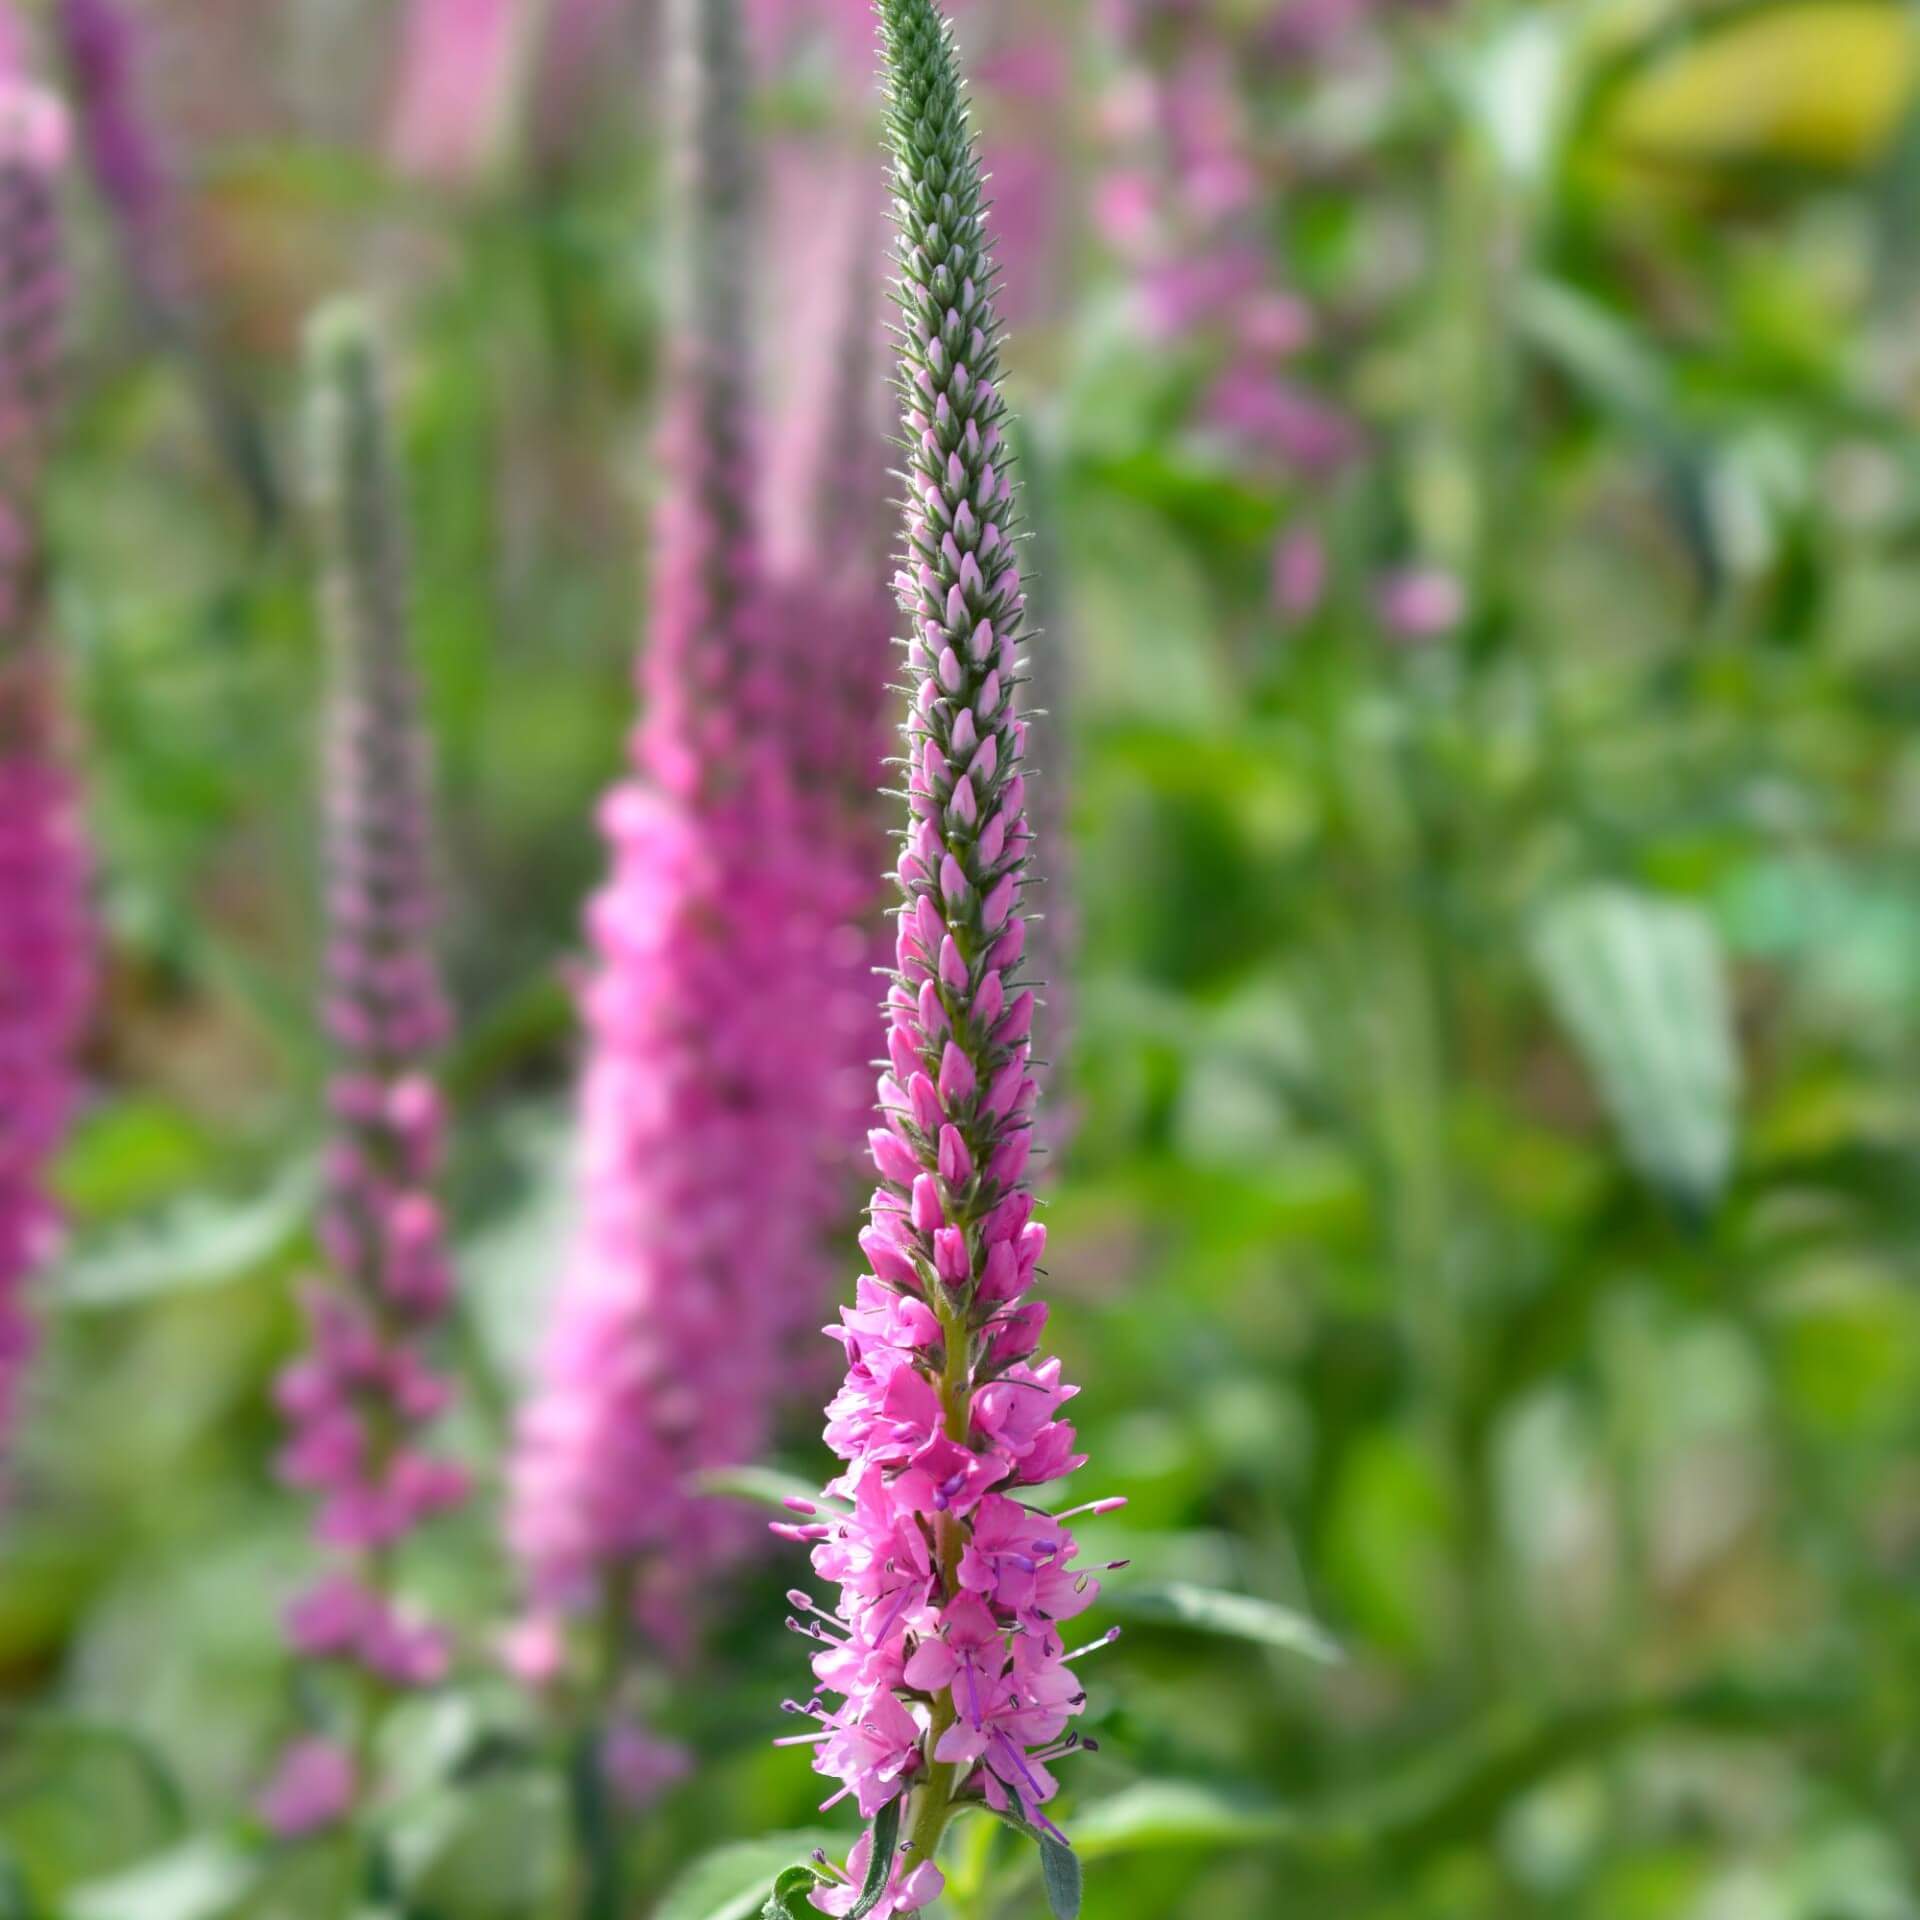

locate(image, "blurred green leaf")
[[65, 1837, 260, 1920], [0, 1713, 189, 1840], [1105, 1583, 1341, 1664], [54, 1160, 317, 1310], [657, 1833, 846, 1920], [391, 1776, 569, 1916], [1532, 884, 1740, 1210], [1074, 1782, 1294, 1860]]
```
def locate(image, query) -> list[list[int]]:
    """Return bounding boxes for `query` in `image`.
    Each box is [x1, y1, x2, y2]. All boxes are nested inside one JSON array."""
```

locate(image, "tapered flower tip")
[[0, 80, 68, 172]]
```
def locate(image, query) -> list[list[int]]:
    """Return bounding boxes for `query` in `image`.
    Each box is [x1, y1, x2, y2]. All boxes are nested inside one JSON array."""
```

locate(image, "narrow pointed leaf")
[[1038, 1836, 1082, 1919], [846, 1797, 902, 1920]]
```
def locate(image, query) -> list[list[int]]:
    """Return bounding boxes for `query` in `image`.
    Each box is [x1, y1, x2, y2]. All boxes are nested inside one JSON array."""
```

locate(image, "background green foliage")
[[7, 1, 1920, 1914]]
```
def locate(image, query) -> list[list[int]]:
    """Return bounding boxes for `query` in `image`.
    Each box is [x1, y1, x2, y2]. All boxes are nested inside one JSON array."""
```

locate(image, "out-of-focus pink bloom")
[[389, 0, 530, 186], [531, 0, 632, 160], [1375, 564, 1465, 639], [497, 1612, 568, 1687], [0, 70, 88, 1468], [601, 1721, 691, 1810], [1137, 249, 1268, 339], [1094, 168, 1160, 253], [1203, 364, 1364, 476], [257, 1738, 357, 1840], [507, 0, 782, 1642], [268, 311, 465, 1827], [1099, 0, 1391, 508], [508, 0, 886, 1738], [1237, 292, 1315, 358], [1272, 526, 1328, 621]]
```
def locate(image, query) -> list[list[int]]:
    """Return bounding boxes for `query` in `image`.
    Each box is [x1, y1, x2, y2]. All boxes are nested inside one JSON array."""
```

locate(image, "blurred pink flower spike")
[[267, 305, 465, 1827], [0, 63, 91, 1474], [389, 0, 541, 187]]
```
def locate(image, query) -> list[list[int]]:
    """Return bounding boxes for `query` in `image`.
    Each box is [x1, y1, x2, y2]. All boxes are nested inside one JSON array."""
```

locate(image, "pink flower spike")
[[783, 0, 1109, 1877], [273, 312, 465, 1792]]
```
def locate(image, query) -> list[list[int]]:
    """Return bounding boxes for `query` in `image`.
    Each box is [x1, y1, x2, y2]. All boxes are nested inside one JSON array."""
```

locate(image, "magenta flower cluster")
[[264, 310, 466, 1836], [0, 69, 89, 1464], [777, 3, 1117, 1910]]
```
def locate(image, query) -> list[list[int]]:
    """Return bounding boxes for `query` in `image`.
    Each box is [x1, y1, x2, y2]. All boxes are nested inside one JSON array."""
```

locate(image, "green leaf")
[[1105, 1583, 1343, 1664], [846, 1797, 902, 1920], [1531, 884, 1741, 1210], [762, 1865, 825, 1919], [1514, 280, 1674, 430], [1463, 12, 1574, 185], [1037, 1836, 1082, 1919], [67, 1837, 261, 1920], [1073, 1782, 1296, 1860], [657, 1832, 846, 1920], [0, 1711, 190, 1837], [55, 1159, 317, 1309]]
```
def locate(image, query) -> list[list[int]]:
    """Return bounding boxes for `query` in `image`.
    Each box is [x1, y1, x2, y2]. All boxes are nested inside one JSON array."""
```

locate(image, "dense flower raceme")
[[508, 0, 887, 1781], [0, 72, 89, 1466], [777, 3, 1119, 1911], [262, 308, 465, 1835]]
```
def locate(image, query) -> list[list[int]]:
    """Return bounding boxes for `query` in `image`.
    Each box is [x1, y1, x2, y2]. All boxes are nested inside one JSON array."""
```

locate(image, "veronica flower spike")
[[260, 304, 465, 1838], [777, 3, 1120, 1912]]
